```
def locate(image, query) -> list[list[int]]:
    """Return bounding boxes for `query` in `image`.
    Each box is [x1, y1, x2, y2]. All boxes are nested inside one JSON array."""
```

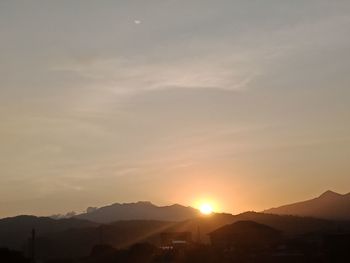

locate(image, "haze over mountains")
[[74, 201, 199, 223], [68, 190, 350, 223], [264, 190, 350, 220], [49, 190, 350, 223]]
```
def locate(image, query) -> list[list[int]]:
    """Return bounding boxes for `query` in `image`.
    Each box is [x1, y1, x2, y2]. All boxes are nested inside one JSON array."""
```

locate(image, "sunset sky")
[[1, 0, 350, 218]]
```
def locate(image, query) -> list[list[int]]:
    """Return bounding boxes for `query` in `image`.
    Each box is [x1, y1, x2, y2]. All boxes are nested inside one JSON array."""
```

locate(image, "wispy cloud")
[[52, 51, 262, 95]]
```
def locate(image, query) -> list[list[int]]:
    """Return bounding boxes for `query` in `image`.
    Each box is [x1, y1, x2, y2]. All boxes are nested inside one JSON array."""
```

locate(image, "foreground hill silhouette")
[[209, 220, 282, 250], [75, 201, 199, 223], [167, 211, 350, 243], [2, 211, 350, 260], [264, 190, 350, 220], [0, 215, 96, 250]]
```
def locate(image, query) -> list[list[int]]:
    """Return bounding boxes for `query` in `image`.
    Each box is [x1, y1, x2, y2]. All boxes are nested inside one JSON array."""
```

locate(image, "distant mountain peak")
[[319, 190, 342, 199], [126, 201, 156, 206], [264, 190, 350, 220], [132, 201, 154, 206], [104, 201, 156, 209]]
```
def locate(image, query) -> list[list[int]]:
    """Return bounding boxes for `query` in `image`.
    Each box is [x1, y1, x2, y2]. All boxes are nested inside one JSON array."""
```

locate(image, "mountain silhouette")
[[75, 201, 199, 223], [264, 190, 350, 220]]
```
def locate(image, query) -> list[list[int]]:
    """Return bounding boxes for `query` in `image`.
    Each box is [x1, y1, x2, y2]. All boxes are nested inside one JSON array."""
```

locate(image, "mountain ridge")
[[264, 190, 350, 220], [74, 201, 199, 223]]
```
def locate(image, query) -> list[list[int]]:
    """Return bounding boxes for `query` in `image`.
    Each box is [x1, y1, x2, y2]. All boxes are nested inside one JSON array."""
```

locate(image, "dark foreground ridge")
[[1, 212, 350, 262]]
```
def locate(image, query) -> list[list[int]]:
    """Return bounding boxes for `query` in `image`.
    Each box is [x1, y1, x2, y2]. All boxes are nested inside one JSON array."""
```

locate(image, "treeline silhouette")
[[1, 212, 350, 262], [2, 231, 350, 263]]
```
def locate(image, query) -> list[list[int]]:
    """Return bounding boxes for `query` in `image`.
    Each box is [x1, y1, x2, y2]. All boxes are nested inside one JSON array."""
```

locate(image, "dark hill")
[[34, 220, 174, 260], [264, 190, 350, 220], [210, 220, 281, 237], [0, 215, 96, 250], [209, 220, 282, 248], [139, 211, 350, 244]]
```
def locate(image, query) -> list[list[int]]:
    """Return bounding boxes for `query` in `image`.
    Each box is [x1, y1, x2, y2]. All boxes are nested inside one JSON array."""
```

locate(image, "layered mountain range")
[[1, 190, 350, 260]]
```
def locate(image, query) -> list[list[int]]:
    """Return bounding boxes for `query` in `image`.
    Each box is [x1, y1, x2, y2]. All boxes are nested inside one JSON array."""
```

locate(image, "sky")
[[0, 0, 350, 218]]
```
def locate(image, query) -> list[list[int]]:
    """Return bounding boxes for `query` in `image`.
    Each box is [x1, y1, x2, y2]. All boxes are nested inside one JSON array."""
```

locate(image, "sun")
[[199, 203, 213, 215]]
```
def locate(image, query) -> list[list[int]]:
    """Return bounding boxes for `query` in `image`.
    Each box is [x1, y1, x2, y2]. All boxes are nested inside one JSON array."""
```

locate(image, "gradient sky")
[[1, 0, 350, 218]]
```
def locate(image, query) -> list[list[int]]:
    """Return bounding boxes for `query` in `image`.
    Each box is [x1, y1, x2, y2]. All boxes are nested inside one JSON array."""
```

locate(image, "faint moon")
[[134, 20, 141, 25]]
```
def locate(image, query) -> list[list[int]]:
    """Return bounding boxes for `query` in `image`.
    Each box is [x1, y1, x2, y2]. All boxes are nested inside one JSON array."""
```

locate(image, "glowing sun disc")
[[199, 203, 213, 215]]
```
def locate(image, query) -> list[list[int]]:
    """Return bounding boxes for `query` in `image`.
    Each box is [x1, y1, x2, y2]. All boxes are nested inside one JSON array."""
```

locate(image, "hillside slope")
[[264, 190, 350, 220]]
